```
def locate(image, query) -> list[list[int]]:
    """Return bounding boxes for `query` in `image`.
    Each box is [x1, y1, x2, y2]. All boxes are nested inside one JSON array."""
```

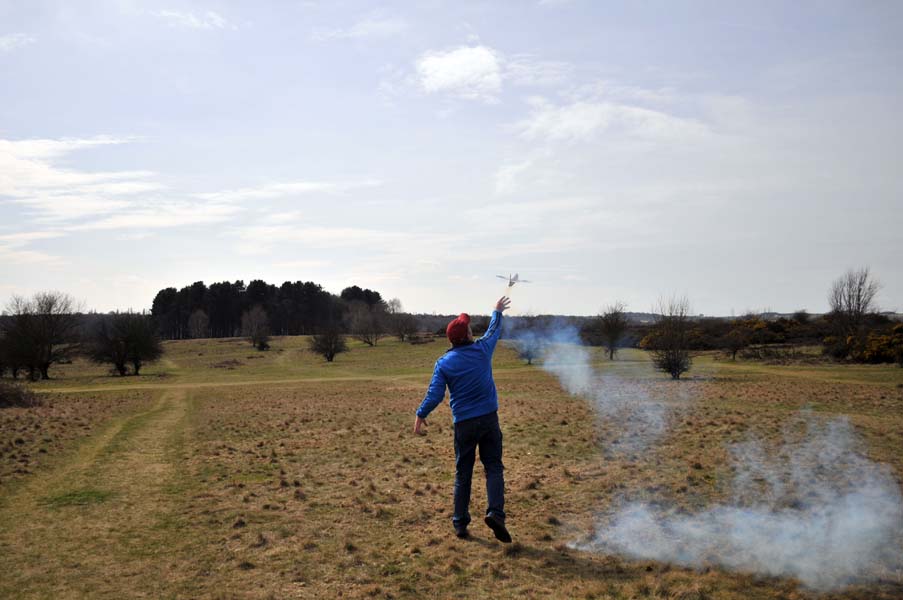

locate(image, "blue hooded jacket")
[[416, 310, 502, 423]]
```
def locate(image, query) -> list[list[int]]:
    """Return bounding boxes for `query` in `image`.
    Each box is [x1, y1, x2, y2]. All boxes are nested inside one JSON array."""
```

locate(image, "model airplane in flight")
[[497, 273, 531, 288]]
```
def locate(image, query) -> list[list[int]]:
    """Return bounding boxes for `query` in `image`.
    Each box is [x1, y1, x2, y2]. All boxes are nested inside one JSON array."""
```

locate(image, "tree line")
[[506, 267, 900, 380], [151, 279, 349, 339], [2, 267, 898, 382], [150, 278, 427, 352], [577, 266, 901, 379]]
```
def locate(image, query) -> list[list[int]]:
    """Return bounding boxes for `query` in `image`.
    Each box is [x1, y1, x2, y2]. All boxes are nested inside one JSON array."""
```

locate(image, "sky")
[[1, 0, 901, 317]]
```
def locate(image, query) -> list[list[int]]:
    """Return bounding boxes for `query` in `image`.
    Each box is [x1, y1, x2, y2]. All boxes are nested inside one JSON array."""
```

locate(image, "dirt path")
[[0, 389, 195, 598]]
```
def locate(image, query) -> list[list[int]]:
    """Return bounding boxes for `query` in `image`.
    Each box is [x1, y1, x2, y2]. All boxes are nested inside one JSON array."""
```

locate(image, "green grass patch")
[[41, 488, 114, 508]]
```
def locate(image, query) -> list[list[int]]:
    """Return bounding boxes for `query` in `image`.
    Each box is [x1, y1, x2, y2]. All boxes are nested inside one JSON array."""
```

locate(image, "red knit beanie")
[[446, 313, 471, 344]]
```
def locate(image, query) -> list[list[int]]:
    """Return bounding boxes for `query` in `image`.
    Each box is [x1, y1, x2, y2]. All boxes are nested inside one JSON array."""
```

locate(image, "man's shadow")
[[462, 534, 629, 584]]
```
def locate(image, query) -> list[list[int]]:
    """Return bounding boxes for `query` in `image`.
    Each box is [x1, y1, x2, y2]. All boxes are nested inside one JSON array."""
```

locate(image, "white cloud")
[[416, 45, 503, 103], [408, 46, 573, 104], [0, 230, 64, 265], [1, 135, 128, 159], [1, 136, 385, 235], [259, 210, 304, 224], [312, 17, 408, 41], [0, 231, 64, 244], [506, 55, 573, 86], [0, 137, 159, 223], [514, 96, 708, 143], [231, 223, 419, 256], [0, 33, 36, 52], [271, 259, 331, 270], [115, 232, 156, 241], [494, 158, 536, 194], [72, 201, 242, 230], [151, 10, 234, 30], [195, 179, 381, 203]]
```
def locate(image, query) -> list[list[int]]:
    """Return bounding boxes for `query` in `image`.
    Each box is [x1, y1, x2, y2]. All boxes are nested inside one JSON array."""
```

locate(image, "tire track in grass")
[[0, 389, 196, 599]]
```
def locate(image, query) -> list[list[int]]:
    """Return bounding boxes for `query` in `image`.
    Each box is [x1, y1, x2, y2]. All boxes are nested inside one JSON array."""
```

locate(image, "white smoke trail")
[[507, 321, 681, 454], [587, 415, 903, 590], [518, 322, 903, 590]]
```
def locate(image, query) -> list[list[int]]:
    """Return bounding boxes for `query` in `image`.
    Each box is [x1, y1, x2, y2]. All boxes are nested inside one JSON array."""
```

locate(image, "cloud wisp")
[[2, 135, 381, 225], [150, 10, 234, 30], [0, 231, 65, 265], [195, 179, 382, 203], [312, 16, 408, 41], [0, 136, 158, 224], [0, 33, 36, 52], [514, 96, 708, 143]]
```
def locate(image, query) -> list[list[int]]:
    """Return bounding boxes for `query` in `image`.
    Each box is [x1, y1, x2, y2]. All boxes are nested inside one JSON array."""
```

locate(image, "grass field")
[[1, 336, 902, 599]]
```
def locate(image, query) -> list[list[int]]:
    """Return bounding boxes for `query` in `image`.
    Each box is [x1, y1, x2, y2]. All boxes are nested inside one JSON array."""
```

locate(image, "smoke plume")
[[520, 321, 685, 454], [514, 322, 903, 590], [587, 415, 903, 590]]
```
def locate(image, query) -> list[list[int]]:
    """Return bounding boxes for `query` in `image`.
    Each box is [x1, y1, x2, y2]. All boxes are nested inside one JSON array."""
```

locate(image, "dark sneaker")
[[484, 515, 512, 543], [454, 526, 469, 539]]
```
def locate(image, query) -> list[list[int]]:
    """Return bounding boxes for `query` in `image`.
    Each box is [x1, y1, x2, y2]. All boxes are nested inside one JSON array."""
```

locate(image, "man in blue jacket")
[[413, 296, 512, 542]]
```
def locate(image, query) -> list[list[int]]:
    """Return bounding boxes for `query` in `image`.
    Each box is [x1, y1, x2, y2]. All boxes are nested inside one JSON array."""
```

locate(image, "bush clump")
[[0, 381, 41, 408]]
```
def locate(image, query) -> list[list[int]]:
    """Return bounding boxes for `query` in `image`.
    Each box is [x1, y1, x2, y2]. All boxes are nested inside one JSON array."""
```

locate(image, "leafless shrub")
[[241, 305, 270, 351], [599, 302, 629, 360], [645, 296, 692, 380], [309, 329, 349, 362], [0, 381, 41, 408]]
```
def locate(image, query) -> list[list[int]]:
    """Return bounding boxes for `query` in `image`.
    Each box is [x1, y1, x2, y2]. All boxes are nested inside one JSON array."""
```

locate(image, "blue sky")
[[1, 0, 901, 316]]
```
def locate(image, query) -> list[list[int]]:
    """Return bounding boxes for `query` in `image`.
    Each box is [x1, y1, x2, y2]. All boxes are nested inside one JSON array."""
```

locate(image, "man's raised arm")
[[479, 296, 511, 353]]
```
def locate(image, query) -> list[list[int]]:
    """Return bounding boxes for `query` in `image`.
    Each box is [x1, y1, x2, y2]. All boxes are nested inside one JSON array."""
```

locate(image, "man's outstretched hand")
[[496, 296, 511, 313], [413, 416, 427, 435]]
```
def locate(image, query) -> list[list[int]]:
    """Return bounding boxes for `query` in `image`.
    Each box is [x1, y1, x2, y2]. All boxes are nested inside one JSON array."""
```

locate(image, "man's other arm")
[[415, 362, 447, 419]]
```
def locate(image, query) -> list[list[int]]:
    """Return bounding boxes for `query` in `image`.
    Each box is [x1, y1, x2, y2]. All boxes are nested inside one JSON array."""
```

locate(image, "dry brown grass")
[[0, 389, 154, 487], [0, 341, 901, 599]]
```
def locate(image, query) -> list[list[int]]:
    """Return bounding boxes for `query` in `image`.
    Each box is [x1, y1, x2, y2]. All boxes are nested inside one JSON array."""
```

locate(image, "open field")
[[1, 337, 902, 599]]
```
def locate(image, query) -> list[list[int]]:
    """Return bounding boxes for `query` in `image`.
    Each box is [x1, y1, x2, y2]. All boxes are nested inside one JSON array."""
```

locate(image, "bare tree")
[[188, 309, 209, 339], [386, 297, 403, 315], [599, 301, 629, 360], [0, 318, 28, 379], [393, 313, 418, 342], [515, 332, 544, 365], [348, 302, 386, 347], [3, 292, 82, 380], [86, 318, 129, 376], [509, 313, 543, 365], [722, 325, 751, 360], [241, 305, 270, 350], [829, 267, 880, 338], [85, 313, 163, 376], [309, 328, 349, 362], [647, 296, 693, 380], [123, 314, 164, 375], [385, 298, 417, 342], [0, 331, 9, 378]]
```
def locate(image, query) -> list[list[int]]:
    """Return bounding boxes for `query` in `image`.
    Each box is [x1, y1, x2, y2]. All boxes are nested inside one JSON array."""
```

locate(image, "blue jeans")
[[453, 411, 505, 528]]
